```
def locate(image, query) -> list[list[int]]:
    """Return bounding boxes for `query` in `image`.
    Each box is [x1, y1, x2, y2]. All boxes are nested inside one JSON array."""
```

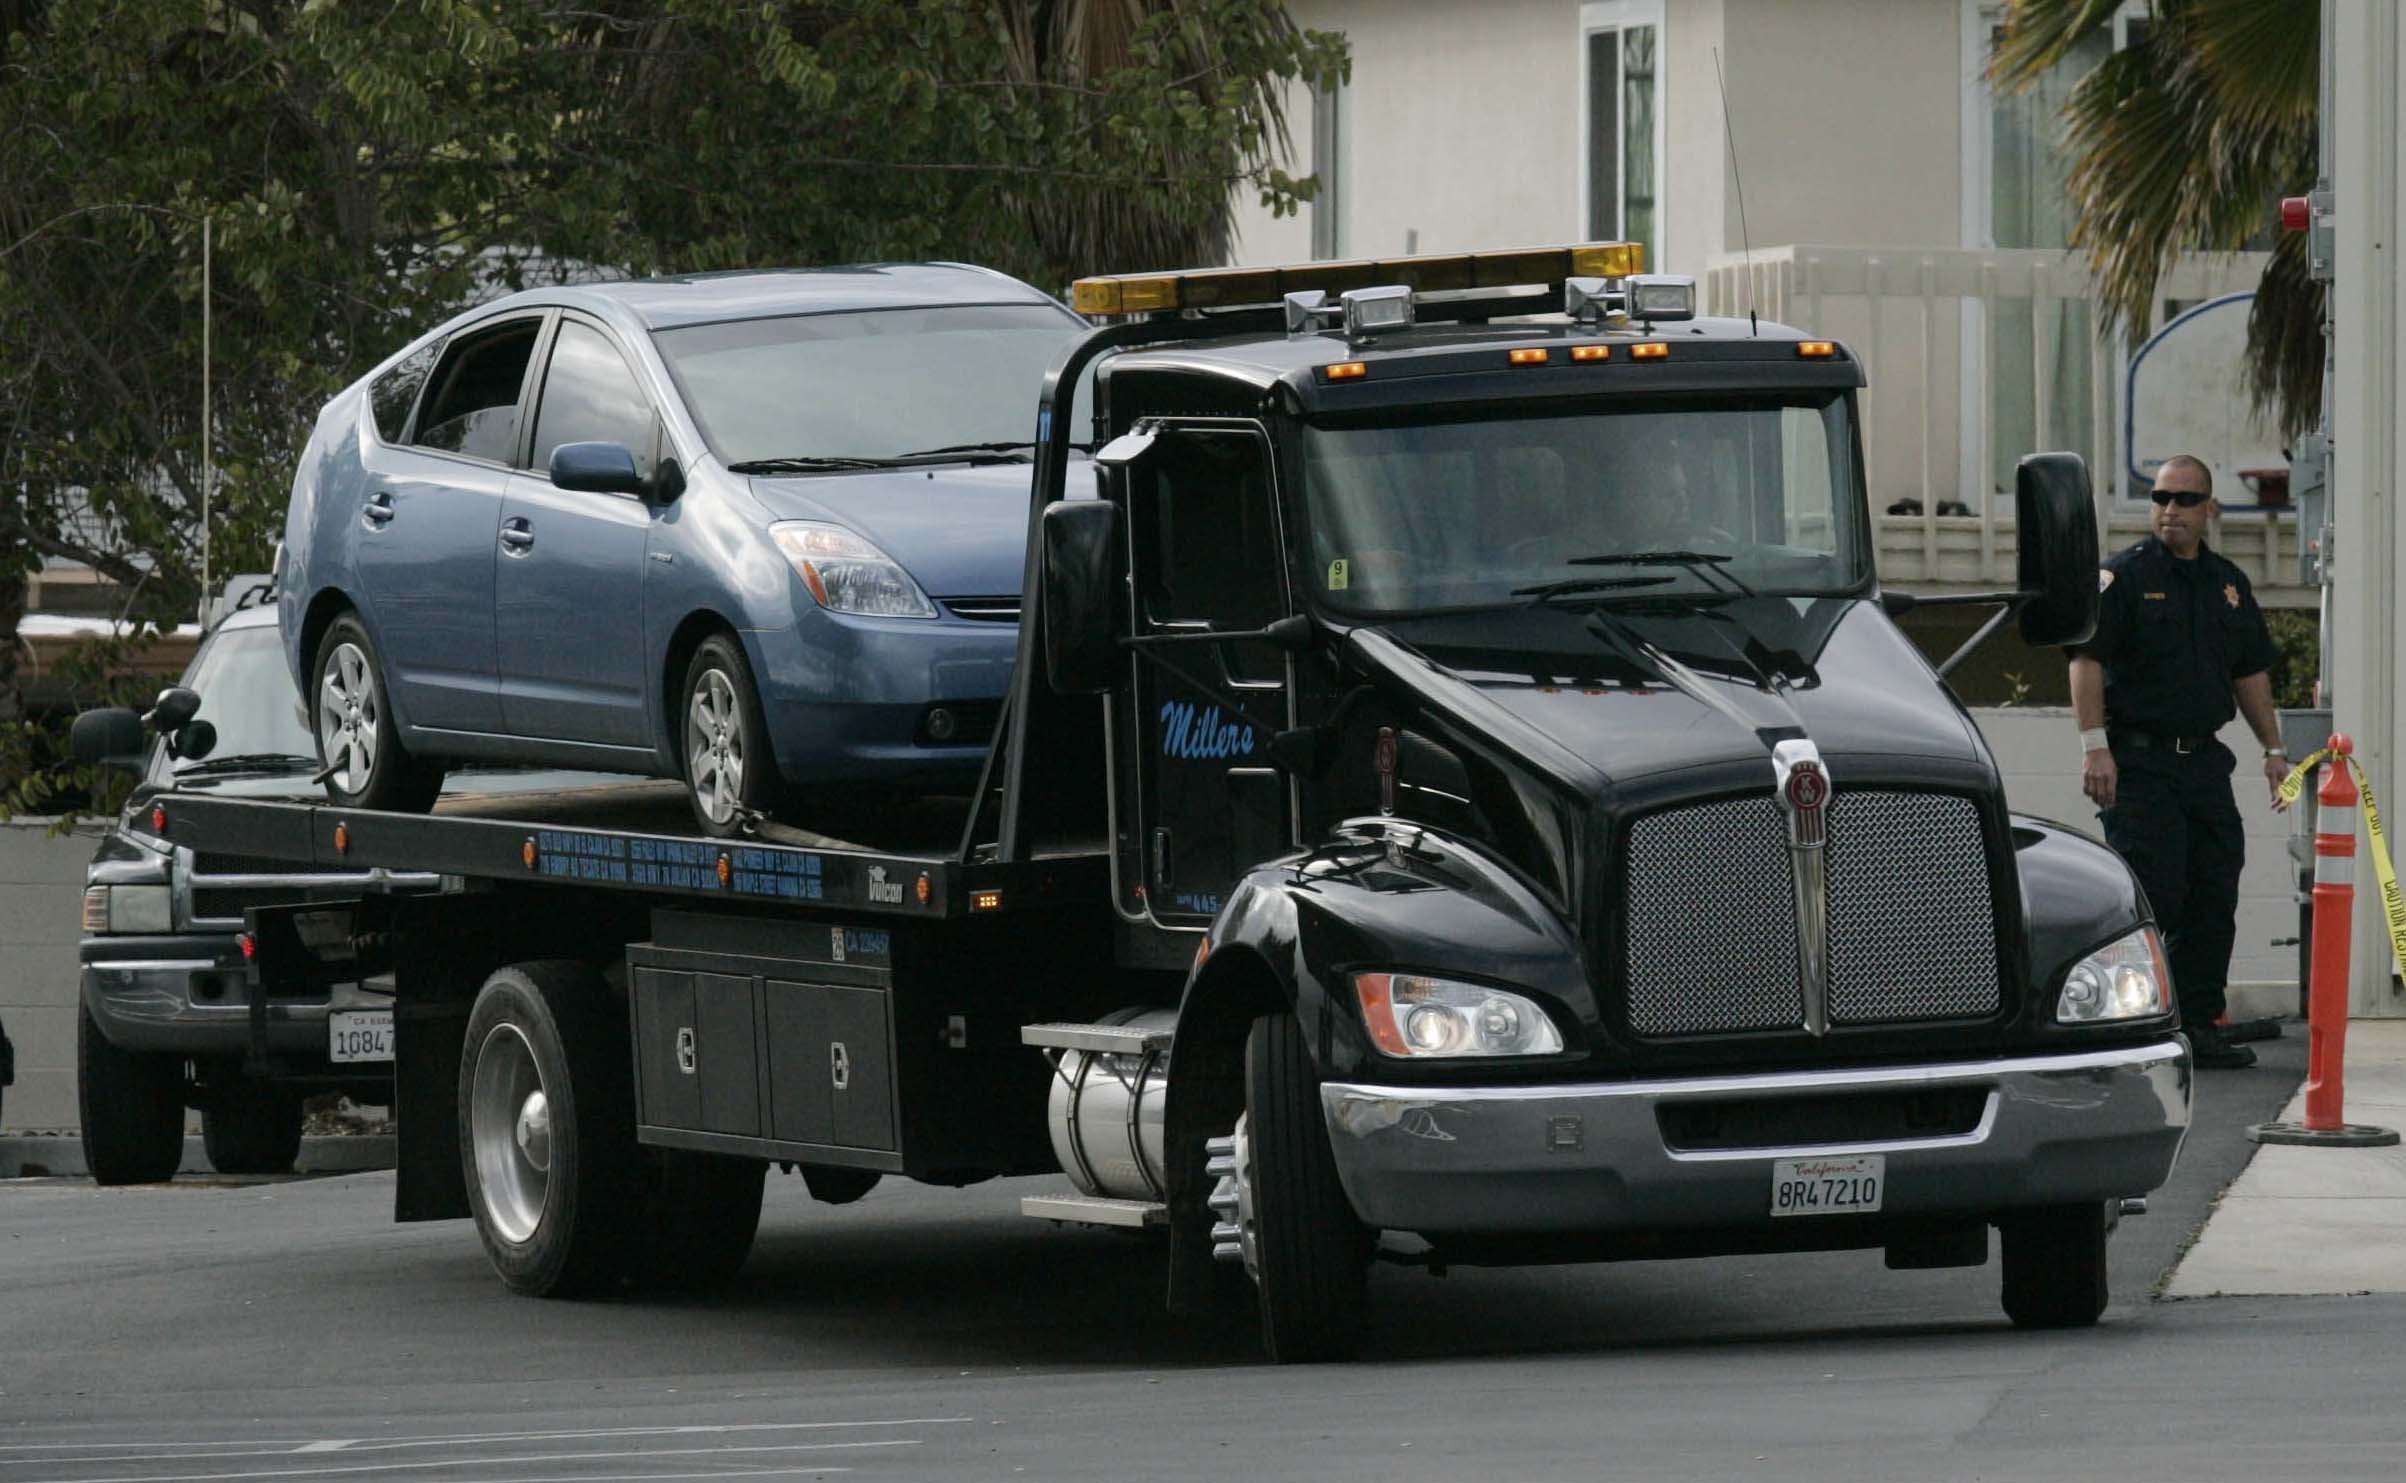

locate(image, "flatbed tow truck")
[[113, 244, 2192, 1362]]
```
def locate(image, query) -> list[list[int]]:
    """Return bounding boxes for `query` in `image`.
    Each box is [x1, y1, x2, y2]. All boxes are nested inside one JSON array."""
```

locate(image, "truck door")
[[1118, 420, 1295, 927]]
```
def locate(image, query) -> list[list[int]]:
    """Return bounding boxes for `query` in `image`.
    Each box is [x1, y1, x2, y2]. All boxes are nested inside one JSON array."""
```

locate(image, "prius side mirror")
[[549, 441, 647, 496]]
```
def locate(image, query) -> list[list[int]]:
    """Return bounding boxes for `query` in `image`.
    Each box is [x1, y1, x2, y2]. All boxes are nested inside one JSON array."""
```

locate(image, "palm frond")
[[2186, 0, 2319, 138], [1987, 0, 2127, 92], [2247, 229, 2324, 443]]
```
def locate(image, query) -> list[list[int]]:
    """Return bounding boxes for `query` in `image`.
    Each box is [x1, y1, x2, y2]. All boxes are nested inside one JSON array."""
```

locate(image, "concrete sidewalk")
[[0, 1133, 394, 1180], [2169, 1019, 2406, 1297]]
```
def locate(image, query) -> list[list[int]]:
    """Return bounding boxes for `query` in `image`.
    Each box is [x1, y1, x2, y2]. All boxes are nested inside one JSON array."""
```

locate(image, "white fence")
[[1703, 245, 2307, 599]]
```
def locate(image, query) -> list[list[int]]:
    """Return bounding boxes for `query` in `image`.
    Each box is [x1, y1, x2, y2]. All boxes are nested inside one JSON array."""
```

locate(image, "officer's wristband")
[[2079, 727, 2109, 755]]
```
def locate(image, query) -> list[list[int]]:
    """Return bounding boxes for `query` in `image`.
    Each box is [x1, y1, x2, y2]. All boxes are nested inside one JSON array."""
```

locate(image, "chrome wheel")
[[469, 1023, 551, 1245], [685, 667, 746, 826], [1206, 1115, 1263, 1282], [316, 641, 378, 794]]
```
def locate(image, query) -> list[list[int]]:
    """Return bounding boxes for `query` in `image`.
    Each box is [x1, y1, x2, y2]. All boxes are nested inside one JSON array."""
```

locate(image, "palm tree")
[[1990, 0, 2321, 438], [996, 0, 1330, 278]]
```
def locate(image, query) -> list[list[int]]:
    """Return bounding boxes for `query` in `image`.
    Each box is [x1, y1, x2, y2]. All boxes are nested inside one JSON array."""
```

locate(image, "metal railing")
[[1703, 245, 2305, 599]]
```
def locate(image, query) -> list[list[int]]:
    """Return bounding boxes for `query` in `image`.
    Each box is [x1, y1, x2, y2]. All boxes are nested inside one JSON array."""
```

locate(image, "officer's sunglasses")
[[2148, 488, 2210, 508]]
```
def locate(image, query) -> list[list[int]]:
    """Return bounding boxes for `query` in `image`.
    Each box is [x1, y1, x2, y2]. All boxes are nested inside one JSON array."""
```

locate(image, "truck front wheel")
[[78, 1006, 186, 1185], [1999, 1202, 2110, 1329], [459, 961, 634, 1298], [1229, 1012, 1374, 1363]]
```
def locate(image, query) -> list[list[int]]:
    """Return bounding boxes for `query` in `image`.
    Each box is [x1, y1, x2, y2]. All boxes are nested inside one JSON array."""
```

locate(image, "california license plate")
[[329, 1009, 395, 1064], [1769, 1154, 1885, 1217]]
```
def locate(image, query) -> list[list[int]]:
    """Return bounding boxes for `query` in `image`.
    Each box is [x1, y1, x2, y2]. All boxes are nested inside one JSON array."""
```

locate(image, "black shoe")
[[2189, 1026, 2258, 1069]]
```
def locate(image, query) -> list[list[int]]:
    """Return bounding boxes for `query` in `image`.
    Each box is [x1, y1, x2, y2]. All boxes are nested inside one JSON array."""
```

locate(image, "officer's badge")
[[2224, 582, 2240, 609], [2098, 569, 2114, 593]]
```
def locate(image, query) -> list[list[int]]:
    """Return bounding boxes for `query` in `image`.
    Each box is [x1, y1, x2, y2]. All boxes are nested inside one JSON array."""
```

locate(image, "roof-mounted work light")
[[1341, 285, 1414, 339], [1625, 274, 1698, 323], [1285, 289, 1338, 334]]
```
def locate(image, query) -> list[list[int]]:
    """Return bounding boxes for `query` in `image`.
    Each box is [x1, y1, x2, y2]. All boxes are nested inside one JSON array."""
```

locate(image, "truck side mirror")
[[1040, 499, 1124, 695], [69, 707, 148, 770], [173, 719, 218, 762], [144, 686, 201, 733], [2013, 452, 2100, 648]]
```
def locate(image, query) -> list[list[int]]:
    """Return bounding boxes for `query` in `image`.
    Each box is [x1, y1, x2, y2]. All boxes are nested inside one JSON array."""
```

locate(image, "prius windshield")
[[1301, 396, 1868, 615]]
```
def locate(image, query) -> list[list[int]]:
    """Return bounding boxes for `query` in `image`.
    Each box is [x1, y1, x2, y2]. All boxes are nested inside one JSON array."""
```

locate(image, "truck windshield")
[[173, 624, 315, 773], [1301, 394, 1867, 615], [653, 303, 1090, 466]]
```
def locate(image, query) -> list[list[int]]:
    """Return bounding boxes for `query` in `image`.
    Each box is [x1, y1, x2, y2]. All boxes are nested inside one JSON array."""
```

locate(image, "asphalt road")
[[5, 1030, 2395, 1482]]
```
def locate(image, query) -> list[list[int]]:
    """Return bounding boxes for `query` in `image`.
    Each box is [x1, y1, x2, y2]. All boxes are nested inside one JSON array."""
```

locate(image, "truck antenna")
[[1713, 46, 1757, 335]]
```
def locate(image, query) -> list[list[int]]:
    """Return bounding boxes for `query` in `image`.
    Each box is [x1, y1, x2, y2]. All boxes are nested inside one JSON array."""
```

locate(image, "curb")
[[0, 1134, 395, 1180]]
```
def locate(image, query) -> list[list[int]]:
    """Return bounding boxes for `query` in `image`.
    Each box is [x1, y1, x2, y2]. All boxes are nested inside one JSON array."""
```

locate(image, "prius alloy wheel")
[[681, 635, 782, 836], [311, 614, 441, 813]]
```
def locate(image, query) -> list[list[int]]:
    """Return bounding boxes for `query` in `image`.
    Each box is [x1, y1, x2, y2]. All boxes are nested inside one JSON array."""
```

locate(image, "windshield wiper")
[[1566, 549, 1759, 598], [889, 440, 1038, 462], [726, 455, 902, 474], [1509, 574, 1676, 604], [174, 752, 319, 776]]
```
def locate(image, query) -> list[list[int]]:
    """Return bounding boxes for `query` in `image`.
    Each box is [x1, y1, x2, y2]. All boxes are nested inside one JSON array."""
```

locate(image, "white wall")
[[1972, 708, 2303, 1016], [1231, 0, 1973, 274], [2331, 0, 2406, 1018], [1, 821, 101, 1131]]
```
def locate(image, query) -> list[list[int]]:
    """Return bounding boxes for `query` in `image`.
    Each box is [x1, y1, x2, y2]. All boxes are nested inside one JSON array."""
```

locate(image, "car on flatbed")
[[278, 264, 1090, 834], [122, 243, 2188, 1362]]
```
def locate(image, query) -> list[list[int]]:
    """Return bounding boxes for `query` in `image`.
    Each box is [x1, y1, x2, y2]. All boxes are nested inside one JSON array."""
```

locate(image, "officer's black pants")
[[2099, 742, 2245, 1027]]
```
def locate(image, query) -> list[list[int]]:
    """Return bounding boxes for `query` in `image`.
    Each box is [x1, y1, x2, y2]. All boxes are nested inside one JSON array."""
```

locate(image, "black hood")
[[1352, 597, 1991, 803]]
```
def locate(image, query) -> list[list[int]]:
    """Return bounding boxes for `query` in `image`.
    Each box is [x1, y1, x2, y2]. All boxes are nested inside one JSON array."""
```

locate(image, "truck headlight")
[[1354, 972, 1565, 1058], [2055, 927, 2172, 1024], [86, 884, 172, 934], [770, 521, 937, 618]]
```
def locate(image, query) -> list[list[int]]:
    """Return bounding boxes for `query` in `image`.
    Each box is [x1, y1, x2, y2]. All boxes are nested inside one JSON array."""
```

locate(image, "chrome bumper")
[[81, 935, 387, 1059], [1319, 1039, 2190, 1235]]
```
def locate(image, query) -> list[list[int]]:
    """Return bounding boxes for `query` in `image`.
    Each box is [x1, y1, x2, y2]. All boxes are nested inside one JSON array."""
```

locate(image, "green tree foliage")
[[0, 0, 1347, 792], [1989, 0, 2321, 439]]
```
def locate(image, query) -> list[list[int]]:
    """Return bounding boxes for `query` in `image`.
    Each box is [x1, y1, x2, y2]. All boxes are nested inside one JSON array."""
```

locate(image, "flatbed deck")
[[142, 780, 1109, 921]]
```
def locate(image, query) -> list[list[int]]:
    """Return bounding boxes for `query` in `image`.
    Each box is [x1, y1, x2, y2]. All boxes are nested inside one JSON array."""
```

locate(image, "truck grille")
[[1621, 790, 2000, 1037]]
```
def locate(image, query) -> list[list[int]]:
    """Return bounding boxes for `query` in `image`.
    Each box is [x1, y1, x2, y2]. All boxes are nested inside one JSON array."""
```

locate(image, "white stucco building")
[[1230, 0, 2302, 603]]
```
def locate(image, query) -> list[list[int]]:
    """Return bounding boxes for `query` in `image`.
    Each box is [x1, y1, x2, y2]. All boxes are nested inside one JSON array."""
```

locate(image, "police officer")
[[2068, 454, 2286, 1068]]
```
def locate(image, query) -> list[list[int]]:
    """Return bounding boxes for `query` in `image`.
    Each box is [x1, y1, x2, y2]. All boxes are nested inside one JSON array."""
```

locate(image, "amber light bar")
[[1071, 241, 1647, 316], [1797, 340, 1837, 359]]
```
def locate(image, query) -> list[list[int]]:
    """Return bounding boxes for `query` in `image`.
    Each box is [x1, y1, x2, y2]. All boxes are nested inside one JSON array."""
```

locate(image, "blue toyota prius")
[[277, 264, 1089, 834]]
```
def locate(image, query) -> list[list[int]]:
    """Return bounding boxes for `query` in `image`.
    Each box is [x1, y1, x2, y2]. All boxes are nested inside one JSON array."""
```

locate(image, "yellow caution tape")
[[2278, 747, 2406, 977]]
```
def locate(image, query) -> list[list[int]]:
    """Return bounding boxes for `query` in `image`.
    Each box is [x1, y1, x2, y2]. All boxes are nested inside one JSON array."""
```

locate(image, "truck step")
[[1020, 1193, 1167, 1229], [1020, 1021, 1173, 1055]]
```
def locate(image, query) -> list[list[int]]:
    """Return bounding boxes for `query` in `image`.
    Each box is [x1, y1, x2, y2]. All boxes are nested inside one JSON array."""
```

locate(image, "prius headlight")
[[770, 521, 937, 619], [2055, 927, 2173, 1024], [1354, 972, 1565, 1058]]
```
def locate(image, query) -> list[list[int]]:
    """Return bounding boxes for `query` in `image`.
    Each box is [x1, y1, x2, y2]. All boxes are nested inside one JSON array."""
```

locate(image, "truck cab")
[[1011, 245, 2188, 1357]]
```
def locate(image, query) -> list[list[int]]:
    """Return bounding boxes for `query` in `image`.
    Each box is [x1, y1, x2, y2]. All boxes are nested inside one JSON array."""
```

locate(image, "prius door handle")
[[500, 519, 535, 553], [362, 494, 396, 527]]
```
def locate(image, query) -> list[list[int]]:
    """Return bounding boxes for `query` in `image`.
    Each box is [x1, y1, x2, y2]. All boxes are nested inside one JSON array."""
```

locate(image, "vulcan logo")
[[1159, 700, 1257, 760], [866, 866, 904, 905]]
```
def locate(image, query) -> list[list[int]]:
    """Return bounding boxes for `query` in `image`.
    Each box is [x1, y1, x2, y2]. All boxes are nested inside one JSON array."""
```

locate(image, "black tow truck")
[[122, 243, 2190, 1361]]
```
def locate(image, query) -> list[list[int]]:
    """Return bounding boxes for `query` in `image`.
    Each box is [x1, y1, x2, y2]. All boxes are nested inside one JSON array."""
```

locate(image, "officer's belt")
[[2110, 727, 2217, 755]]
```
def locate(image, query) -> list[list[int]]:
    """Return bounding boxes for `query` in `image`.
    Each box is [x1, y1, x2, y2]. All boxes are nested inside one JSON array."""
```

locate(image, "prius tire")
[[459, 961, 636, 1298], [1243, 1012, 1373, 1363], [313, 614, 443, 814], [78, 1006, 186, 1185], [681, 635, 784, 837], [1999, 1201, 2110, 1329]]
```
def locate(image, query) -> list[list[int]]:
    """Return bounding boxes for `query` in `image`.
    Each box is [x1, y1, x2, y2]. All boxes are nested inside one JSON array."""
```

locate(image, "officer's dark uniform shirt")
[[2075, 537, 2276, 735]]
